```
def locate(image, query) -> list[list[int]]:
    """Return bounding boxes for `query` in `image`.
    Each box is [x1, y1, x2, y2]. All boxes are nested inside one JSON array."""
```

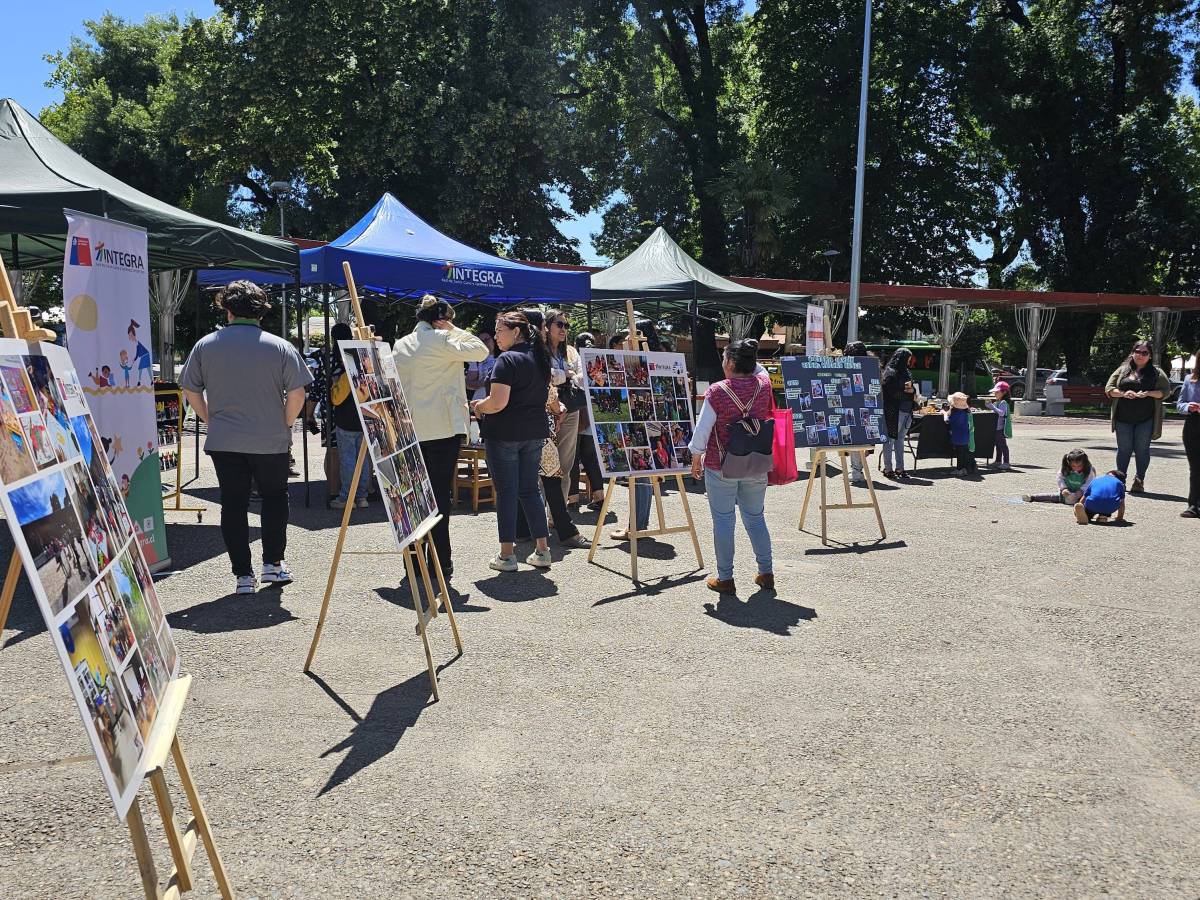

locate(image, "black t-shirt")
[[480, 343, 551, 442], [1114, 373, 1155, 425]]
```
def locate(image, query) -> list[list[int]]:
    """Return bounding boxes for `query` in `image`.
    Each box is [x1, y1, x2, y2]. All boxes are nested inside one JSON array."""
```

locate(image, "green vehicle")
[[864, 341, 995, 396]]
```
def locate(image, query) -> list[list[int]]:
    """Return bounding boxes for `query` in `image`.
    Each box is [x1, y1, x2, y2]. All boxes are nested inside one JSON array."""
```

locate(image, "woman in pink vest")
[[687, 339, 774, 594]]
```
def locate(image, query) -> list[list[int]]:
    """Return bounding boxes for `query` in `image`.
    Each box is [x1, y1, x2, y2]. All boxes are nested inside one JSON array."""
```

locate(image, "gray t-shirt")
[[180, 323, 313, 454]]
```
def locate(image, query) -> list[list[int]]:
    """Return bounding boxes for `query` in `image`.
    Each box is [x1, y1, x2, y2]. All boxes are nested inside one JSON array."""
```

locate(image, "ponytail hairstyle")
[[496, 311, 551, 380], [1062, 448, 1092, 479], [724, 338, 760, 376], [416, 294, 454, 325]]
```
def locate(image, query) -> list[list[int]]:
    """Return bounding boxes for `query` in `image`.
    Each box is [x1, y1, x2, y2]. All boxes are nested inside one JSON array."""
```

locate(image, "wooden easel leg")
[[798, 453, 817, 531], [149, 766, 194, 894], [861, 450, 887, 540], [0, 552, 21, 638], [402, 547, 439, 702], [414, 538, 440, 620], [820, 454, 829, 546], [303, 441, 367, 672], [651, 475, 666, 531], [673, 473, 705, 569], [426, 538, 463, 654], [628, 477, 640, 583], [126, 796, 160, 900], [171, 738, 233, 900], [587, 478, 616, 562]]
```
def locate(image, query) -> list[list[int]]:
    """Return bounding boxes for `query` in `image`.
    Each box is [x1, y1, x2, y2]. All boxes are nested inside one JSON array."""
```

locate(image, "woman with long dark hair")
[[545, 310, 584, 505], [470, 311, 554, 571], [880, 348, 916, 479], [392, 295, 489, 576], [570, 331, 605, 507], [1105, 339, 1170, 493], [1175, 350, 1200, 516]]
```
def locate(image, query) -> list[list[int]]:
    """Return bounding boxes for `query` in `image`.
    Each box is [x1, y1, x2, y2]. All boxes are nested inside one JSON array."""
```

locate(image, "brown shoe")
[[706, 577, 735, 594], [754, 573, 775, 590], [1131, 478, 1145, 494]]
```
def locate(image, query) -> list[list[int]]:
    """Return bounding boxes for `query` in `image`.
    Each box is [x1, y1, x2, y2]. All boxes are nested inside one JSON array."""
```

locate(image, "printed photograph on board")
[[0, 373, 37, 483], [10, 469, 99, 614], [592, 388, 630, 423], [25, 355, 80, 464]]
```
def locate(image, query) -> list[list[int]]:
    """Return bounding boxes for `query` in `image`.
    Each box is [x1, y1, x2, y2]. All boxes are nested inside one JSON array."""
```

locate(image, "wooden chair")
[[456, 444, 495, 512]]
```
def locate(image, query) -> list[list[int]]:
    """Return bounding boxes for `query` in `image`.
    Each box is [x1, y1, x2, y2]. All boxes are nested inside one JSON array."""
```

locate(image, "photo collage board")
[[337, 340, 439, 552], [0, 340, 180, 818], [581, 349, 697, 479], [780, 355, 885, 449]]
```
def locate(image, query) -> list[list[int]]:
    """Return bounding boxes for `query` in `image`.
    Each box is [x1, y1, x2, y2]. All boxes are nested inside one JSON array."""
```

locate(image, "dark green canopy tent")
[[589, 227, 811, 315], [0, 99, 297, 272]]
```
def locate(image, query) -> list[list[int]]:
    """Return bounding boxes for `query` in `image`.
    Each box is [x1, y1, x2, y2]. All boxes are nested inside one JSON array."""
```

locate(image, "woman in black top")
[[470, 311, 553, 571], [1105, 340, 1170, 493], [880, 349, 916, 478], [328, 322, 373, 509]]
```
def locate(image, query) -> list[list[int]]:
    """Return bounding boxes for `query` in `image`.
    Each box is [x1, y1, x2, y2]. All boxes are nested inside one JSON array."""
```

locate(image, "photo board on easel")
[[781, 355, 885, 449], [336, 339, 439, 552], [581, 348, 697, 478], [0, 339, 180, 818]]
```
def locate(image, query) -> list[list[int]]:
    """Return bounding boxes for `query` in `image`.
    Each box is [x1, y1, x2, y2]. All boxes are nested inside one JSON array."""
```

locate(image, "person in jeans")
[[470, 311, 553, 572], [880, 348, 915, 479], [688, 339, 774, 594], [1105, 340, 1170, 494], [393, 296, 489, 578], [327, 322, 372, 510], [1175, 355, 1200, 518], [181, 280, 312, 595]]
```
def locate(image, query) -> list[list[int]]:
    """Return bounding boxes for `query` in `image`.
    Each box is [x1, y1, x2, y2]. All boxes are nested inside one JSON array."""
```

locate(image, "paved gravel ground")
[[2, 416, 1198, 898]]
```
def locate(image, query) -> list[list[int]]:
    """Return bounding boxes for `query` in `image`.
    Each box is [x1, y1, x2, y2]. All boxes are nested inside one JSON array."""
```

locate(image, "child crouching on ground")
[[1024, 449, 1096, 505], [1075, 469, 1127, 524], [944, 392, 976, 475]]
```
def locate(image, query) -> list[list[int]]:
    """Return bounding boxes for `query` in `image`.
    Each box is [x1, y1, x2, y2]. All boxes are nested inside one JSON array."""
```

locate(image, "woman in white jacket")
[[392, 296, 489, 577]]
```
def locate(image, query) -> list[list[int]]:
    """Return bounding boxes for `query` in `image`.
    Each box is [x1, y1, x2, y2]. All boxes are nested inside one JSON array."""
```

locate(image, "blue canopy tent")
[[198, 192, 591, 304]]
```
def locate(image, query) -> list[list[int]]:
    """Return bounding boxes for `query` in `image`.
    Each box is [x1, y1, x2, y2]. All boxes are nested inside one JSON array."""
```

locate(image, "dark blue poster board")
[[781, 356, 884, 448]]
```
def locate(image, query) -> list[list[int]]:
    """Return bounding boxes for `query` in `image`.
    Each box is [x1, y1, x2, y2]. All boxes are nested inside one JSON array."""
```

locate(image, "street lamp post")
[[270, 180, 290, 338], [846, 0, 873, 344], [821, 248, 841, 283]]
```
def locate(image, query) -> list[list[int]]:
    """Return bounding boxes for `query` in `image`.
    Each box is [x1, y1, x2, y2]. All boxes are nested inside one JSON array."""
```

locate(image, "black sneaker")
[[1181, 506, 1199, 518]]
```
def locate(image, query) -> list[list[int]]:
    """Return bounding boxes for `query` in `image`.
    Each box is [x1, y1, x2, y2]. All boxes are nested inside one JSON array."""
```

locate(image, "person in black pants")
[[181, 281, 313, 595], [1175, 361, 1200, 517]]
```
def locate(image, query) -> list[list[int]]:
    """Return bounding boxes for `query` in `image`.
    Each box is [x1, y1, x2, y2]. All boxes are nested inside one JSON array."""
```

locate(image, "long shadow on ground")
[[593, 571, 706, 606], [376, 581, 491, 614], [311, 660, 455, 796], [702, 590, 817, 636], [167, 589, 299, 633]]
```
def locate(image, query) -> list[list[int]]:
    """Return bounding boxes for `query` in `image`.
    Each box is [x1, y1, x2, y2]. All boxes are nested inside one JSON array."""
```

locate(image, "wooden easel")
[[302, 262, 462, 700], [586, 299, 704, 582], [2, 261, 232, 898], [798, 445, 887, 546]]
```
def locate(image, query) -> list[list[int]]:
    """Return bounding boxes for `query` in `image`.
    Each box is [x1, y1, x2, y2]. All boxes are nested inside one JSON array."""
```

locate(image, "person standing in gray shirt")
[[181, 280, 313, 595]]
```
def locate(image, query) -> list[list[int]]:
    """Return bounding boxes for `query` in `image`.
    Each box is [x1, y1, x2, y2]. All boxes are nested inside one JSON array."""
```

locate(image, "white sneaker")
[[526, 548, 552, 569], [488, 554, 518, 572], [235, 575, 257, 595], [260, 562, 293, 585]]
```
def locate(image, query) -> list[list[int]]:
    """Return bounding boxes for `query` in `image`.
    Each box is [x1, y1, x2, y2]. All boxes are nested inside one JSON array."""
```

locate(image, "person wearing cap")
[[985, 380, 1013, 470], [942, 391, 976, 475], [181, 280, 313, 595]]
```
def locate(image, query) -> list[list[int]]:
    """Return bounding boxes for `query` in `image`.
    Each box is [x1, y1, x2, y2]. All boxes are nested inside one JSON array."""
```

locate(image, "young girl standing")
[[1023, 449, 1096, 505], [986, 380, 1013, 469]]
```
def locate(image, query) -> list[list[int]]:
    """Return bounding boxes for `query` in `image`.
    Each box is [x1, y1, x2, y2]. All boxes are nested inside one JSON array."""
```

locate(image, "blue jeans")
[[1114, 417, 1153, 480], [704, 468, 772, 581], [336, 427, 371, 502], [485, 438, 549, 544], [633, 480, 651, 530], [883, 411, 911, 471]]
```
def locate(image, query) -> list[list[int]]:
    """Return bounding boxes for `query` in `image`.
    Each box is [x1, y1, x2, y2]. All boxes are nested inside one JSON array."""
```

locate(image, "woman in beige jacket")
[[392, 296, 489, 576]]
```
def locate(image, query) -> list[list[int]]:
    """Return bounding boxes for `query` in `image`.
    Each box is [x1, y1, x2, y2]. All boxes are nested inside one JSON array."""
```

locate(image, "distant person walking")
[[1105, 340, 1170, 494], [181, 280, 312, 595], [1175, 352, 1200, 517], [880, 348, 916, 479], [393, 295, 490, 578]]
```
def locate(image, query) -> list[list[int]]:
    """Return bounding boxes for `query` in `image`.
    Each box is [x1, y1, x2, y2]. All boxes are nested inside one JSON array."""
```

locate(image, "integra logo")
[[91, 240, 146, 272], [442, 261, 504, 287]]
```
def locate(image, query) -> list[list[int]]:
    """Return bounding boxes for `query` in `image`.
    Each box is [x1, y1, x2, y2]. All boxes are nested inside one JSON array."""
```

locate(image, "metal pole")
[[279, 200, 288, 339], [846, 0, 873, 344], [938, 302, 954, 399], [1149, 309, 1167, 367], [1024, 305, 1041, 401]]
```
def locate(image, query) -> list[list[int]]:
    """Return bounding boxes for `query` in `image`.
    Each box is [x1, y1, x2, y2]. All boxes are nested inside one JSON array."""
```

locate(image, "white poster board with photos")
[[337, 340, 439, 551], [0, 340, 180, 819], [581, 349, 697, 479]]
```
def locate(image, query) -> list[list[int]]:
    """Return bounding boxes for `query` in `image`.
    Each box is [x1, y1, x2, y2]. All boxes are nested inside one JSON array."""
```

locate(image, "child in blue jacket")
[[1075, 470, 1126, 524], [943, 392, 976, 475]]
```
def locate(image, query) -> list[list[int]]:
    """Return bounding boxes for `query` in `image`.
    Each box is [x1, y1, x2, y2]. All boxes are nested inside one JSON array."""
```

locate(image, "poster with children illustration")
[[582, 349, 696, 479], [338, 339, 439, 553], [0, 338, 181, 819], [781, 355, 884, 449], [62, 211, 167, 566]]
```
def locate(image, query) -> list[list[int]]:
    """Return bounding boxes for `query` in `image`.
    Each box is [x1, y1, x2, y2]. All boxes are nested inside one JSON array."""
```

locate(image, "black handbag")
[[558, 381, 586, 413], [714, 381, 774, 478]]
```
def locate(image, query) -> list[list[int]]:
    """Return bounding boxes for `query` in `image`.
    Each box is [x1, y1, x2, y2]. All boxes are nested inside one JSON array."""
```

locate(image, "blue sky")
[[10, 469, 69, 524]]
